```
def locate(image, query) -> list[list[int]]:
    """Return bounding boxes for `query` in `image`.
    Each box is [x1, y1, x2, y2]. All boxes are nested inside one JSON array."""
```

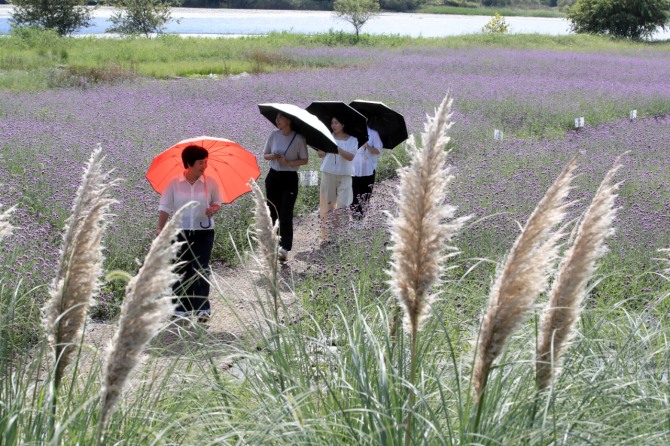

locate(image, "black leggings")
[[265, 168, 299, 251]]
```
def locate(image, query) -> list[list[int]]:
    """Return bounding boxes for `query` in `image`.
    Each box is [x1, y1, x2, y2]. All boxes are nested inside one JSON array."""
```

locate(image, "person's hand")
[[273, 153, 281, 160], [277, 156, 289, 166], [205, 205, 219, 217]]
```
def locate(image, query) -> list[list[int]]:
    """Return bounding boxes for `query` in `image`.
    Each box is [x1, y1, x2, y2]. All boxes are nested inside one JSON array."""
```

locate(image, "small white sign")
[[299, 170, 319, 186], [494, 129, 504, 141], [575, 117, 585, 128], [630, 110, 637, 119]]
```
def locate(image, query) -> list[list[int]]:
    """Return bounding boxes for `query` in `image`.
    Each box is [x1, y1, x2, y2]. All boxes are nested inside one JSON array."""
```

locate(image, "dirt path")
[[82, 180, 396, 375]]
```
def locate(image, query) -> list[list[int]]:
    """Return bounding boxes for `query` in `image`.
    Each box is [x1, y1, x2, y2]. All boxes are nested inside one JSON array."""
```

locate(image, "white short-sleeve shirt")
[[158, 173, 223, 230], [320, 135, 359, 176], [353, 127, 383, 177]]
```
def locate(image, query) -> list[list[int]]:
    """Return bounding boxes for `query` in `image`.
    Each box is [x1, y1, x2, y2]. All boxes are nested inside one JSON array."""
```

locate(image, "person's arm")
[[337, 136, 358, 161], [317, 150, 326, 159], [279, 157, 309, 167], [206, 180, 223, 218], [366, 130, 382, 154], [205, 203, 220, 218], [157, 210, 170, 236], [157, 182, 175, 236], [337, 146, 355, 161], [263, 133, 280, 160], [362, 143, 381, 155]]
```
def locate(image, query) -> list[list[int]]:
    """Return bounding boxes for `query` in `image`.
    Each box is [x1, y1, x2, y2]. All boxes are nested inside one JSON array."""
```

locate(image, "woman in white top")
[[262, 111, 309, 262], [351, 125, 383, 218], [157, 145, 223, 322], [317, 115, 359, 240]]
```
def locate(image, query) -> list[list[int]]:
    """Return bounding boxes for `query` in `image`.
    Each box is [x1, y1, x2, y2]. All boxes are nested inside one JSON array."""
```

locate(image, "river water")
[[1, 5, 668, 39], [0, 5, 572, 37]]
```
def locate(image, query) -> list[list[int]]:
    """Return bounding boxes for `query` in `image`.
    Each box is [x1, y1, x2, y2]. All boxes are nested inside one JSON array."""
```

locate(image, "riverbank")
[[1, 5, 572, 37]]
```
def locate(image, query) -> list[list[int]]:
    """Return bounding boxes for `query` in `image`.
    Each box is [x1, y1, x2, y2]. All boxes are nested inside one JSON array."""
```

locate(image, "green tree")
[[333, 0, 380, 39], [106, 0, 177, 37], [567, 0, 670, 40], [10, 0, 94, 36]]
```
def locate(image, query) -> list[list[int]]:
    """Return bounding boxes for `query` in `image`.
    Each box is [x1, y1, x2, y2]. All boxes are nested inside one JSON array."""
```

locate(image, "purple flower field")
[[1, 45, 669, 292]]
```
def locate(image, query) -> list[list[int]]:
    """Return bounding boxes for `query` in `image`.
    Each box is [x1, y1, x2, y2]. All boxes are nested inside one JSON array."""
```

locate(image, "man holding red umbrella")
[[148, 136, 260, 322], [157, 145, 223, 323]]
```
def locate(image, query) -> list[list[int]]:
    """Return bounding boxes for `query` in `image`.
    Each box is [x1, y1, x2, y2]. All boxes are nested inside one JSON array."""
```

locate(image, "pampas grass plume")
[[249, 179, 280, 279], [42, 146, 118, 390], [0, 204, 16, 242], [473, 156, 578, 401], [388, 92, 470, 337], [98, 202, 192, 440], [249, 179, 281, 313], [536, 157, 622, 390]]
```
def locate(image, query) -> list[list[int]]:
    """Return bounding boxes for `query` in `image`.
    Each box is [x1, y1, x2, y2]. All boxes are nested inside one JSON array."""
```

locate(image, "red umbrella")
[[146, 136, 260, 203]]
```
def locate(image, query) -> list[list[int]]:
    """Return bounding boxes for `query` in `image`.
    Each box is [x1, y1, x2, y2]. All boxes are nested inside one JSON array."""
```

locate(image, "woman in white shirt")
[[351, 125, 383, 218], [262, 112, 309, 262], [157, 145, 223, 322], [317, 115, 359, 240]]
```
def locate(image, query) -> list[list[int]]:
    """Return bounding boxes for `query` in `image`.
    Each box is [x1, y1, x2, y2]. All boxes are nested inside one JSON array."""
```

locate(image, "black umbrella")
[[305, 101, 369, 148], [349, 100, 409, 149], [258, 103, 338, 153]]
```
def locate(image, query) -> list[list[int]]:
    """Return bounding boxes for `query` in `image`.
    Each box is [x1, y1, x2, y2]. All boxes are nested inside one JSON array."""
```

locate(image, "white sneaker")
[[278, 247, 289, 262], [197, 309, 211, 323], [173, 309, 189, 319]]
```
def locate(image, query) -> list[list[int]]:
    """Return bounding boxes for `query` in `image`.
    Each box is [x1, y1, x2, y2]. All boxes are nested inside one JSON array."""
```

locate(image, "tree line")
[[1, 0, 572, 12], [5, 0, 669, 40]]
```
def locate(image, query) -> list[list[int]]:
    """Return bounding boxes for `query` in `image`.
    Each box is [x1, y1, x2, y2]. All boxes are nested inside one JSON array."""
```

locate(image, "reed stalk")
[[42, 146, 118, 398], [473, 156, 578, 403], [536, 157, 622, 390], [0, 204, 16, 242], [388, 92, 469, 446], [97, 202, 191, 444], [249, 179, 281, 316]]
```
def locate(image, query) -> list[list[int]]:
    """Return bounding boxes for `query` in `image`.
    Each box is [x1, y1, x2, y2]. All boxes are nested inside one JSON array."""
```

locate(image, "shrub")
[[482, 13, 510, 33]]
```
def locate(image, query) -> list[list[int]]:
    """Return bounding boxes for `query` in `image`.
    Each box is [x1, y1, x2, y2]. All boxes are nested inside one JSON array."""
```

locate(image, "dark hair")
[[181, 145, 208, 168], [276, 111, 294, 131], [330, 114, 347, 132]]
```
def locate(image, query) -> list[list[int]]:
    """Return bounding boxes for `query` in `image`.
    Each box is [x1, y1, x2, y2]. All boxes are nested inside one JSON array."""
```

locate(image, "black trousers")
[[351, 170, 376, 217], [265, 168, 299, 251], [173, 229, 215, 313]]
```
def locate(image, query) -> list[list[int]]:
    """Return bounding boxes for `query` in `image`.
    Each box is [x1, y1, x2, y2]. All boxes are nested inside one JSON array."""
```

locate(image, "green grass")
[[2, 28, 667, 92]]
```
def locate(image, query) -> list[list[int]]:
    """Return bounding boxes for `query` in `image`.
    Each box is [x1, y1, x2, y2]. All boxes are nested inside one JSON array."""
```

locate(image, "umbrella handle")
[[200, 217, 212, 229]]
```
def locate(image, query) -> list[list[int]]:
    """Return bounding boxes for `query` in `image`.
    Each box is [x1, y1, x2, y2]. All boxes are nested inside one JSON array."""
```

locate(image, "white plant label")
[[494, 129, 504, 141], [630, 110, 637, 119], [575, 117, 585, 128]]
